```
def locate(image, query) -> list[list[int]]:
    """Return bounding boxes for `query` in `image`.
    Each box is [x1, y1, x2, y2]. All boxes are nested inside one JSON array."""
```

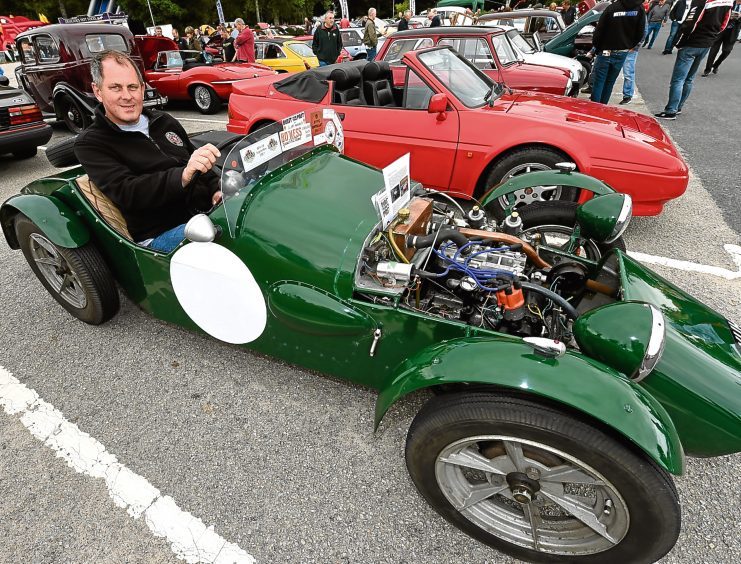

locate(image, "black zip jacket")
[[312, 24, 343, 63], [676, 0, 733, 48], [592, 0, 647, 51], [74, 107, 218, 242], [670, 0, 688, 20]]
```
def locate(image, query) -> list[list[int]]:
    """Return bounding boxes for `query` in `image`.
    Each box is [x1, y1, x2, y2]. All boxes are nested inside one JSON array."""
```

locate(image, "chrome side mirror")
[[184, 214, 218, 243]]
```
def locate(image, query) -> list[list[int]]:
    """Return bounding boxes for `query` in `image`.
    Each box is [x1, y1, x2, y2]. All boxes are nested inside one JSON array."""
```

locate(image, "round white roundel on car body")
[[170, 242, 267, 344]]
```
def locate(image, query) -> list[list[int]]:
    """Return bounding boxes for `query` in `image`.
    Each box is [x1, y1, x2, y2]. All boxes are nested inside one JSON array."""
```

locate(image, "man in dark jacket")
[[702, 0, 741, 75], [588, 0, 646, 104], [642, 0, 671, 48], [312, 11, 343, 66], [74, 51, 221, 253], [656, 0, 733, 119], [562, 0, 578, 25], [663, 0, 689, 53], [398, 10, 412, 31]]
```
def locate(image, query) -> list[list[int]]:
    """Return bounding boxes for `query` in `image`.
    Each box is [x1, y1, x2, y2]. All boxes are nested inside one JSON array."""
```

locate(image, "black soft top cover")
[[274, 60, 368, 103]]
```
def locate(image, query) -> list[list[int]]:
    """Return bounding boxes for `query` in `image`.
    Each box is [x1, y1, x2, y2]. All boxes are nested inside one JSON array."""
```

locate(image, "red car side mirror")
[[428, 93, 448, 121]]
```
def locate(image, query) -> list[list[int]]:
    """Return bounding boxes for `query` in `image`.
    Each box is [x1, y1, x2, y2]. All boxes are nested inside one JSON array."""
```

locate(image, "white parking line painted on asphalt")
[[176, 117, 229, 124], [628, 244, 741, 281], [0, 365, 254, 564]]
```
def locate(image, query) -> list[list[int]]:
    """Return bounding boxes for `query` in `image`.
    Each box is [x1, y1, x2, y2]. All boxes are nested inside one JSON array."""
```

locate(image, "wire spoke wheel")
[[436, 435, 629, 555], [29, 233, 87, 309]]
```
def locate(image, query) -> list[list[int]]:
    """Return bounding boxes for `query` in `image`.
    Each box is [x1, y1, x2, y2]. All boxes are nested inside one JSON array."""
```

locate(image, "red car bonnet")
[[134, 35, 179, 69]]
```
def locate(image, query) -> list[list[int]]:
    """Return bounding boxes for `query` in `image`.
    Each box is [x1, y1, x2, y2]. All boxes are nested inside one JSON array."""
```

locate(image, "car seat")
[[330, 66, 364, 105], [75, 175, 132, 241], [362, 61, 395, 107]]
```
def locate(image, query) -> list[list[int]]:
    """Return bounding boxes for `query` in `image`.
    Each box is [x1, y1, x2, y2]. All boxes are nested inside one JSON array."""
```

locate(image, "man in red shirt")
[[234, 18, 255, 63]]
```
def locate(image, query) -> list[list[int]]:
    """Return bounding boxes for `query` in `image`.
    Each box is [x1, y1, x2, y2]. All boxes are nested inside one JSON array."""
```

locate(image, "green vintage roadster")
[[1, 111, 739, 564]]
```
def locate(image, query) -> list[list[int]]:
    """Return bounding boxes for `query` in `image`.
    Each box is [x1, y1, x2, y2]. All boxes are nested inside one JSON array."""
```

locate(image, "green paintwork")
[[268, 282, 376, 336], [615, 251, 741, 457], [0, 193, 90, 249], [480, 170, 614, 210], [2, 150, 739, 470], [374, 337, 685, 475], [543, 9, 603, 57], [574, 301, 654, 379], [575, 193, 629, 244]]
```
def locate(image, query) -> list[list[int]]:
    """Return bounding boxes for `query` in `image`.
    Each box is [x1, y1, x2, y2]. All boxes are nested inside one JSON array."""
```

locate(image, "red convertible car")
[[135, 36, 275, 114], [378, 27, 577, 97], [227, 47, 689, 216]]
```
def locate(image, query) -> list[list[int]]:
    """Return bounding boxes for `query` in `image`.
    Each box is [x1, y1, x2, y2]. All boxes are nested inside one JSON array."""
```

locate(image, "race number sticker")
[[239, 133, 282, 171], [279, 123, 312, 151]]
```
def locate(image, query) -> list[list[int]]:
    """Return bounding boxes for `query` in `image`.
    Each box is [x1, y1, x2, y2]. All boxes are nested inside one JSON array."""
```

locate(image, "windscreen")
[[220, 109, 344, 237]]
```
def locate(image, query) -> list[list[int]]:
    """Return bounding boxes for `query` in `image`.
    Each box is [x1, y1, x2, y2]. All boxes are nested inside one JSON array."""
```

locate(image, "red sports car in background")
[[135, 36, 275, 113], [227, 47, 688, 216], [379, 27, 578, 97]]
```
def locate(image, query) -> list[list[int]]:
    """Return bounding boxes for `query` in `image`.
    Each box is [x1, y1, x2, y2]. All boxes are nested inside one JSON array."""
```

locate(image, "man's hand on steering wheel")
[[182, 143, 221, 187]]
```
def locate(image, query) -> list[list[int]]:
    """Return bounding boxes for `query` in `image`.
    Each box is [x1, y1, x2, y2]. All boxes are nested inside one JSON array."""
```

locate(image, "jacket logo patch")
[[166, 132, 184, 146]]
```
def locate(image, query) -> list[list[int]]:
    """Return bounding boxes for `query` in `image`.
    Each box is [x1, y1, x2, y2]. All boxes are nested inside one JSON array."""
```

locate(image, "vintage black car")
[[0, 74, 52, 159], [14, 23, 166, 133]]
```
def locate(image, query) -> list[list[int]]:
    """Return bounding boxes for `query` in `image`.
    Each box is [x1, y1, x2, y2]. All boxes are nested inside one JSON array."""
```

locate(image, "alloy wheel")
[[29, 233, 87, 309], [497, 162, 563, 210]]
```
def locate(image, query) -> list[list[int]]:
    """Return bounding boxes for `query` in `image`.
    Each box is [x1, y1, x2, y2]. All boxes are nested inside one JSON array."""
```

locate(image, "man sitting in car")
[[74, 50, 222, 253]]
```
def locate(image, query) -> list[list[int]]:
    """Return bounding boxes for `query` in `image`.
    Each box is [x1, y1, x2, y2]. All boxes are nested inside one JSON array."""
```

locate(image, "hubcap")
[[195, 87, 210, 108], [435, 435, 630, 555], [29, 234, 87, 309], [497, 163, 564, 210]]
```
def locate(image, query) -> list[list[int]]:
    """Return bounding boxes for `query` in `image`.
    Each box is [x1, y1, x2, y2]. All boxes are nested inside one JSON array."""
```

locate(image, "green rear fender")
[[375, 337, 685, 475], [1, 194, 90, 250], [480, 170, 615, 209]]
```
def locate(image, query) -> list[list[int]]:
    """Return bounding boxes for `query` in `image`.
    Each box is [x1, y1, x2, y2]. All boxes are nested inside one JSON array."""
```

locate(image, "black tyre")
[[192, 84, 221, 114], [58, 95, 91, 134], [45, 136, 79, 168], [406, 393, 681, 564], [518, 200, 626, 262], [13, 146, 38, 159], [15, 215, 119, 325], [483, 147, 579, 220]]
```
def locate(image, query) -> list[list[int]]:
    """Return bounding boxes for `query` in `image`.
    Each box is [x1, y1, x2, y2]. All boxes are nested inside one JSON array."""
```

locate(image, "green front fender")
[[480, 170, 615, 210], [375, 337, 685, 476], [1, 193, 90, 250]]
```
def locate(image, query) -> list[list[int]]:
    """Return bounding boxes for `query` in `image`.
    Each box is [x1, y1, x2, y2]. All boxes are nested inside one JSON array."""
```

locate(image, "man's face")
[[155, 27, 162, 36], [236, 22, 245, 31], [92, 58, 143, 126], [325, 14, 334, 27]]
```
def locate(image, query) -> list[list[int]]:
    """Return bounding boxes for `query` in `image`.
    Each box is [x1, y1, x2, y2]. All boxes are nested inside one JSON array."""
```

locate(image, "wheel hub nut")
[[512, 486, 532, 504], [525, 467, 541, 480]]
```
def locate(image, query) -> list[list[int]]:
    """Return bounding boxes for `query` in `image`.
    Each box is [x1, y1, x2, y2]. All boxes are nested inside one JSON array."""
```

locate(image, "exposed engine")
[[354, 192, 620, 345]]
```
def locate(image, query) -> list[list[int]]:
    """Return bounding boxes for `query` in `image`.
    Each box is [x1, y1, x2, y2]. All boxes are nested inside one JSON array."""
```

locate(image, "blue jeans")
[[664, 20, 681, 52], [366, 46, 377, 62], [145, 224, 186, 253], [643, 22, 662, 47], [319, 60, 330, 66], [622, 50, 638, 97], [664, 46, 710, 113], [590, 51, 629, 104]]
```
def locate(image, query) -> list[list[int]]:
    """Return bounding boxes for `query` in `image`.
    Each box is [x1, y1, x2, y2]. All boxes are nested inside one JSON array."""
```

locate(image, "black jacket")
[[592, 0, 647, 51], [312, 24, 342, 63], [74, 107, 218, 242], [676, 0, 733, 48], [562, 6, 577, 26], [669, 0, 688, 20], [398, 18, 409, 31]]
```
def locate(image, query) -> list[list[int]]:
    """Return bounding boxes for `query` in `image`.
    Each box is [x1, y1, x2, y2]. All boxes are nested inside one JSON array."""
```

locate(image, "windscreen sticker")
[[279, 123, 312, 152], [239, 133, 282, 171]]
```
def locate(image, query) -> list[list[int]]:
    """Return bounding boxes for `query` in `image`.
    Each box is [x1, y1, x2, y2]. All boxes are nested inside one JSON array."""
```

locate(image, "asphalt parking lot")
[[1, 31, 740, 564]]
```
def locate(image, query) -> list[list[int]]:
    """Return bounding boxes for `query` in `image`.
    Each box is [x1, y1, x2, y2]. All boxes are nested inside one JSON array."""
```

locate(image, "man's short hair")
[[234, 18, 245, 25], [368, 8, 376, 16], [404, 10, 412, 17], [325, 10, 335, 17], [91, 50, 144, 88]]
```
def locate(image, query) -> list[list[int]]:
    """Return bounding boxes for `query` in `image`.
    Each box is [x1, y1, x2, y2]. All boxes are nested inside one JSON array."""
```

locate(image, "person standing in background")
[[702, 0, 741, 75], [429, 9, 442, 27], [663, 0, 689, 54], [588, 0, 646, 104], [642, 0, 671, 48], [312, 11, 343, 66], [656, 0, 734, 119], [562, 0, 577, 26], [234, 18, 255, 63], [363, 8, 379, 61], [398, 10, 412, 31]]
